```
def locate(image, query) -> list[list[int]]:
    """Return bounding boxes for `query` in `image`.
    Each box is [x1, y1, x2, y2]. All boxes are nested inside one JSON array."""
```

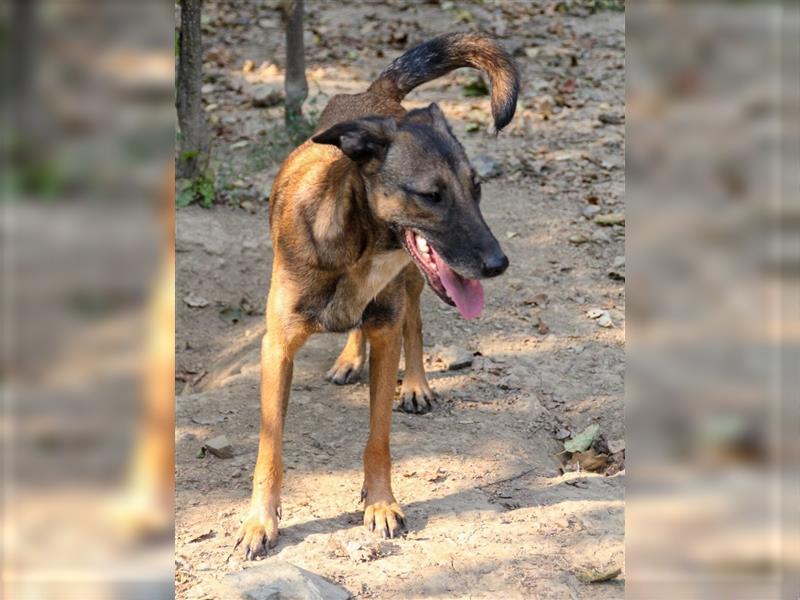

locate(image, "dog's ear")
[[427, 102, 447, 124], [312, 117, 396, 164], [405, 103, 451, 134]]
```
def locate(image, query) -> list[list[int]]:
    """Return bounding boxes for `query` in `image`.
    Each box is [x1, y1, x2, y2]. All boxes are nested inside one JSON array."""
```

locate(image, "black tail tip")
[[492, 87, 520, 132]]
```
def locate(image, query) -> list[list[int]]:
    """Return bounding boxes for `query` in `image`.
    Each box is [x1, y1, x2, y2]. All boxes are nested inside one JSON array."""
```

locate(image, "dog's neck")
[[303, 157, 409, 330], [316, 157, 399, 254]]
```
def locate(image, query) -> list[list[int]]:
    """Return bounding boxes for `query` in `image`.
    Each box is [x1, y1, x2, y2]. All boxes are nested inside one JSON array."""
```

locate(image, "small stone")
[[437, 346, 474, 370], [586, 308, 606, 320], [612, 255, 625, 268], [183, 292, 209, 308], [231, 140, 250, 150], [598, 112, 625, 125], [344, 540, 386, 563], [568, 233, 589, 245], [607, 438, 625, 454], [498, 374, 522, 390], [555, 428, 571, 440], [217, 561, 352, 600], [258, 18, 280, 29], [203, 435, 234, 459], [249, 82, 283, 108], [242, 59, 255, 73], [581, 204, 602, 219], [595, 212, 625, 226], [524, 292, 549, 307], [591, 228, 611, 243], [597, 313, 614, 328], [535, 317, 550, 335], [500, 39, 524, 57], [240, 200, 257, 214], [472, 155, 503, 180], [201, 83, 216, 94]]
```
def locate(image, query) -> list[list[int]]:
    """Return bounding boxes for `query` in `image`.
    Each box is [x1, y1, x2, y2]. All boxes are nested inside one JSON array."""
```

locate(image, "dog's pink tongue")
[[432, 250, 484, 319]]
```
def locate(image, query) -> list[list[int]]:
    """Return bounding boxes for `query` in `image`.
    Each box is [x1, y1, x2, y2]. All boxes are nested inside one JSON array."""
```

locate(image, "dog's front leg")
[[236, 323, 308, 559], [362, 320, 406, 538]]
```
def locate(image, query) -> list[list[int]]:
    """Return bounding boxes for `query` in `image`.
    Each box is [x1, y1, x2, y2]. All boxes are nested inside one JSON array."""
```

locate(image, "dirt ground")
[[175, 1, 625, 598]]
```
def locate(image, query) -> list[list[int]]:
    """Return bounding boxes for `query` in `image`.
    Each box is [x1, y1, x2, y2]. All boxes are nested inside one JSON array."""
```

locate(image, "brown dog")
[[236, 32, 519, 559]]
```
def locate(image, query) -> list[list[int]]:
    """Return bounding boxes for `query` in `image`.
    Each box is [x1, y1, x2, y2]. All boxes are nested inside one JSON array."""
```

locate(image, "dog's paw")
[[234, 507, 280, 560], [363, 499, 406, 539], [325, 356, 364, 385], [397, 382, 437, 414]]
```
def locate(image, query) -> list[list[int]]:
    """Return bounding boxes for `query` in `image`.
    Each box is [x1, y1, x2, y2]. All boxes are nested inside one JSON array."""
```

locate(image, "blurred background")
[[0, 0, 797, 599], [627, 2, 798, 599], [1, 1, 175, 598]]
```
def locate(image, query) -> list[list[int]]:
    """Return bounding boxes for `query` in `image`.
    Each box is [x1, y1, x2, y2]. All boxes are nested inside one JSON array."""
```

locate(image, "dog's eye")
[[419, 191, 442, 204]]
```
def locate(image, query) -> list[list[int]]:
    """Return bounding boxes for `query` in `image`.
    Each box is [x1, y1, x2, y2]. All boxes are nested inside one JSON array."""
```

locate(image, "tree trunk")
[[11, 0, 38, 144], [283, 0, 308, 123], [176, 0, 208, 180]]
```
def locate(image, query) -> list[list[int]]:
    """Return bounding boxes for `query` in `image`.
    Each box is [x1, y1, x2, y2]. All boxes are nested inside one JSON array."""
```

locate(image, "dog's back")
[[316, 32, 520, 132]]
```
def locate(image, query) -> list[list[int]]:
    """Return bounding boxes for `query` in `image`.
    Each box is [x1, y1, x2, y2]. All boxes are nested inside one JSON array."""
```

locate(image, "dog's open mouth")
[[402, 229, 484, 320]]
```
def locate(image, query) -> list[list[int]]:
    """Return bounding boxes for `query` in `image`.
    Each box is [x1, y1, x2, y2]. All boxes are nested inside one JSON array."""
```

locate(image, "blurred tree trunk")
[[283, 0, 308, 124], [11, 0, 38, 143], [176, 0, 208, 180]]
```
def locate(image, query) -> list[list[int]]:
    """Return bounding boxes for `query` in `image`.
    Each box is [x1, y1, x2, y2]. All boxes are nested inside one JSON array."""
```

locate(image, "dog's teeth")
[[416, 236, 428, 253]]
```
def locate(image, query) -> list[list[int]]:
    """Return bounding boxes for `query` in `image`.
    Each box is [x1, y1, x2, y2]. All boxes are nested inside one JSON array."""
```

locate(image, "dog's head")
[[312, 103, 507, 319]]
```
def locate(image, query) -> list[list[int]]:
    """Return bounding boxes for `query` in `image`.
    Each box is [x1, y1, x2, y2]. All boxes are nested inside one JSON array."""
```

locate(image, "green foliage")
[[462, 76, 489, 98], [285, 113, 316, 147], [564, 424, 601, 453], [5, 160, 64, 199], [247, 105, 319, 172], [591, 0, 624, 12], [177, 170, 216, 208]]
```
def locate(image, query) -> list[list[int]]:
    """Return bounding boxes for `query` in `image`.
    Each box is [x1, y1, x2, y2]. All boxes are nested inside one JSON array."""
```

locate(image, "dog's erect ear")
[[405, 103, 447, 127], [312, 117, 396, 163], [405, 103, 451, 134], [427, 102, 447, 124]]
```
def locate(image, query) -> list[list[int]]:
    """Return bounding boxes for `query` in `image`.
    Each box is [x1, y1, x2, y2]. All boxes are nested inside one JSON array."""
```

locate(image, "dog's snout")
[[481, 253, 509, 278]]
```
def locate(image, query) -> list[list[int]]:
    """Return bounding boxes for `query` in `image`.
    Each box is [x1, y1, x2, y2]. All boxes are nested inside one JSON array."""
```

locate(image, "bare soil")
[[176, 1, 625, 598]]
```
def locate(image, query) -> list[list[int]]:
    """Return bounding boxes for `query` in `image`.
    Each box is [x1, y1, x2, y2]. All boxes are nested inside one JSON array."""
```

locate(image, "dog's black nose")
[[481, 253, 509, 278]]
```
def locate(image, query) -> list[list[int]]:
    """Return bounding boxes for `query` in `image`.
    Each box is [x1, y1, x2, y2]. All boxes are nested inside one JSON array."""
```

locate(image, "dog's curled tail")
[[369, 32, 520, 132]]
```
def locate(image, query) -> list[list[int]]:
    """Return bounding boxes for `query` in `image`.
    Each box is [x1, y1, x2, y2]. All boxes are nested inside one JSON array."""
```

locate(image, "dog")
[[236, 32, 520, 559]]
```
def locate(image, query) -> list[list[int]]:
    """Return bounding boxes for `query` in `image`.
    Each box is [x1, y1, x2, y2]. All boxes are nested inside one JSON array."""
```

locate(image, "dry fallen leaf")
[[575, 566, 622, 584]]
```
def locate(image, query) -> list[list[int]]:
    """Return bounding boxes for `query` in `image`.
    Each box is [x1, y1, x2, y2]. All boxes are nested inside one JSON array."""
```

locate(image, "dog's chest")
[[361, 250, 410, 302]]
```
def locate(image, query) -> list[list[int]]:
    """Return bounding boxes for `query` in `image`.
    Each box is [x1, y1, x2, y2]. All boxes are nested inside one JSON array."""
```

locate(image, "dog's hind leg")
[[362, 315, 406, 538], [397, 266, 437, 414], [236, 309, 310, 560], [326, 328, 366, 385]]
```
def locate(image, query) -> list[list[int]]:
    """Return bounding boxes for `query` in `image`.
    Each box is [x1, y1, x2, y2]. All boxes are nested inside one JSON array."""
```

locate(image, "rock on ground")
[[203, 434, 234, 458], [436, 345, 474, 370], [217, 561, 352, 600], [472, 154, 503, 180]]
